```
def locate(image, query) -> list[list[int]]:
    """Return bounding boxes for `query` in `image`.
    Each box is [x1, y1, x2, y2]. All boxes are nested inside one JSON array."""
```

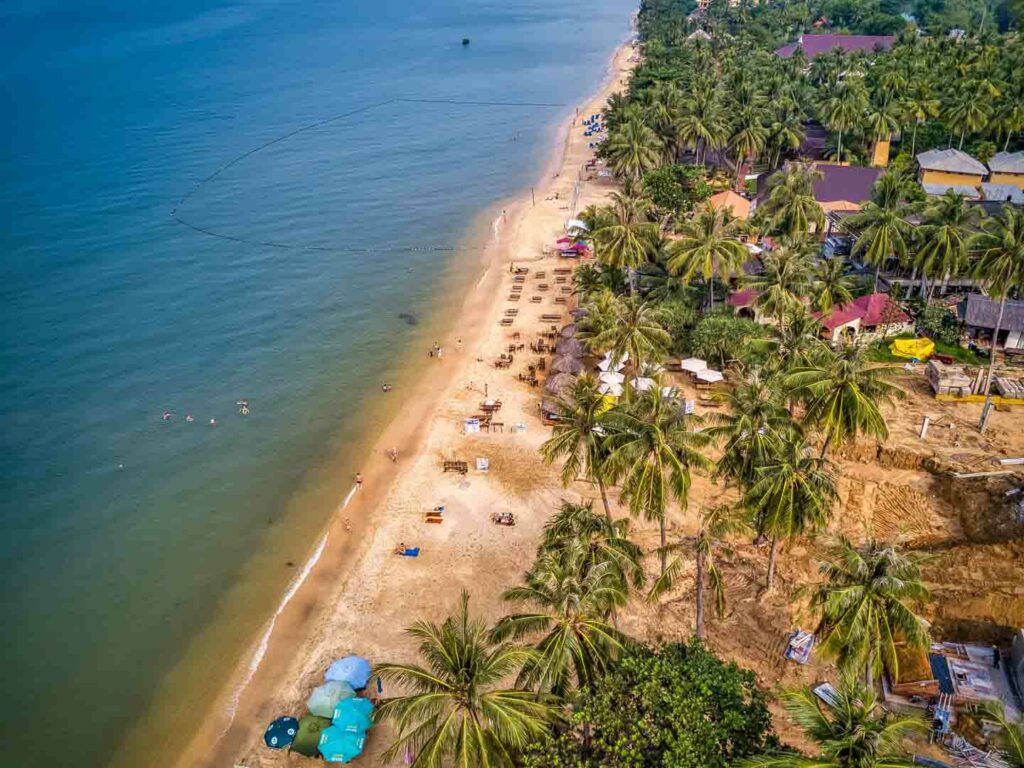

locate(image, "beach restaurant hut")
[[555, 338, 585, 358], [679, 357, 707, 374], [551, 355, 584, 374], [544, 372, 576, 394]]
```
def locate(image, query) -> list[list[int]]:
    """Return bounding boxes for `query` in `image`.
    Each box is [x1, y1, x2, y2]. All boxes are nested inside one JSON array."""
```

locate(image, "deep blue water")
[[0, 1, 633, 765]]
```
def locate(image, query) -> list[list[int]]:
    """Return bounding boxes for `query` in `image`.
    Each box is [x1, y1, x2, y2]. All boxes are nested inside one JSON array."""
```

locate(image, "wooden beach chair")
[[442, 460, 469, 474], [530, 296, 542, 303]]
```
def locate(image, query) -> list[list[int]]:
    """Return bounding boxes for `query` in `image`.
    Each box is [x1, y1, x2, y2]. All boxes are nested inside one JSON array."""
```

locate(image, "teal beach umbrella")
[[332, 696, 373, 731], [319, 725, 367, 763], [307, 680, 355, 718]]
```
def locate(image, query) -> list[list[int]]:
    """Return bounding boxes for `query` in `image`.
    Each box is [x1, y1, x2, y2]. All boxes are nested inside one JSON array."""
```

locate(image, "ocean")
[[0, 1, 633, 765]]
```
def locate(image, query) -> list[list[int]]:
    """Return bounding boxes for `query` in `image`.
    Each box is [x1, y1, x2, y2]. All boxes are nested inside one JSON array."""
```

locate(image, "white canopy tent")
[[696, 369, 724, 383], [598, 381, 624, 397], [597, 352, 628, 372], [631, 376, 657, 392], [680, 357, 707, 373], [599, 371, 626, 386]]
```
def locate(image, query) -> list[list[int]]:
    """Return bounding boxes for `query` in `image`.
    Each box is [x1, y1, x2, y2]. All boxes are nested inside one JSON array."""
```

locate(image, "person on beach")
[[387, 447, 398, 462], [355, 472, 364, 488]]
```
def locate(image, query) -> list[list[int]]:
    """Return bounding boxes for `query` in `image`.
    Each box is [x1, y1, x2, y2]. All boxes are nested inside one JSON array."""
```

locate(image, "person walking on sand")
[[355, 472, 364, 488]]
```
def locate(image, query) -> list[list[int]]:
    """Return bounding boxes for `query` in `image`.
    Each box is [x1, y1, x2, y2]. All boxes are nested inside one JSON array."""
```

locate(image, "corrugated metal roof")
[[981, 183, 1024, 205], [987, 151, 1024, 174], [922, 182, 980, 198], [965, 293, 1024, 332], [917, 148, 988, 176]]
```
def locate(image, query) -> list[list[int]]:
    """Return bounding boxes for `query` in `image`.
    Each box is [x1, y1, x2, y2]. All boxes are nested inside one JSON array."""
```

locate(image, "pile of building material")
[[994, 376, 1024, 398], [927, 360, 974, 397]]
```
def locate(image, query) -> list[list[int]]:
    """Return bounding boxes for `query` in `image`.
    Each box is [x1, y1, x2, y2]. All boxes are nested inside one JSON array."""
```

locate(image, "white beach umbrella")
[[565, 218, 589, 232], [597, 352, 627, 372], [680, 357, 708, 373], [696, 369, 724, 383], [599, 371, 626, 386], [598, 381, 624, 397], [661, 386, 679, 398], [638, 363, 664, 376], [631, 376, 656, 392]]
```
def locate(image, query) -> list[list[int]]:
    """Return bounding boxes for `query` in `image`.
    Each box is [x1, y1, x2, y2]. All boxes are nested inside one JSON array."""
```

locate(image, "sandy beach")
[[180, 38, 639, 768]]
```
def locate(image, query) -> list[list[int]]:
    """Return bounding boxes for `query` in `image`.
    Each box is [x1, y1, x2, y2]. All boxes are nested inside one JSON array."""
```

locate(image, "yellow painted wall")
[[871, 138, 891, 167], [988, 172, 1024, 190], [919, 169, 983, 188]]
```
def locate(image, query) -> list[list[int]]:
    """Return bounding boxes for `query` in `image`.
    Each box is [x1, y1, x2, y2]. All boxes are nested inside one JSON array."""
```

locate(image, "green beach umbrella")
[[307, 680, 355, 718], [290, 714, 332, 757]]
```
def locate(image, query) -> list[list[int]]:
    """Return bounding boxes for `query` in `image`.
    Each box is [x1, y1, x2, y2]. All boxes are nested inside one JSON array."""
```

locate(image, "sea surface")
[[0, 0, 633, 765]]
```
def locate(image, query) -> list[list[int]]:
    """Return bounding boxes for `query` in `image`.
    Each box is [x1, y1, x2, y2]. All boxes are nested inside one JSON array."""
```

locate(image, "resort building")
[[707, 190, 751, 221], [814, 292, 911, 342], [812, 164, 882, 214], [774, 34, 895, 59], [964, 293, 1024, 354], [916, 148, 987, 197], [726, 288, 771, 324], [986, 151, 1024, 189]]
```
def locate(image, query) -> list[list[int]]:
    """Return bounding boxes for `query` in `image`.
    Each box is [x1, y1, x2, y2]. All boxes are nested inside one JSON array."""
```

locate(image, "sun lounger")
[[443, 461, 468, 474], [424, 515, 443, 524], [530, 296, 542, 303], [397, 547, 420, 557], [507, 295, 519, 301], [499, 318, 513, 326]]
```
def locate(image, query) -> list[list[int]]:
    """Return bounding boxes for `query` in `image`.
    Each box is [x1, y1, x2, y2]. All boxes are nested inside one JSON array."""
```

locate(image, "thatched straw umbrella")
[[551, 355, 584, 374], [554, 338, 585, 358], [543, 372, 576, 394], [560, 323, 577, 339]]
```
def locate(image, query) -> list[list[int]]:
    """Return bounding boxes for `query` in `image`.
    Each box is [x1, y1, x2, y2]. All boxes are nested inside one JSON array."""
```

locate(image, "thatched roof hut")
[[551, 355, 584, 374], [543, 372, 576, 394], [555, 338, 585, 357]]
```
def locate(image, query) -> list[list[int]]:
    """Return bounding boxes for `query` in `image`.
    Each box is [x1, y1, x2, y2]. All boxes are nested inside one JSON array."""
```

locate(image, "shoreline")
[[178, 34, 637, 768]]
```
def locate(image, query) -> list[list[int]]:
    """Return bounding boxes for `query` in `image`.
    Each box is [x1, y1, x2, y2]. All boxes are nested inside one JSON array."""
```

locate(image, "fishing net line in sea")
[[170, 96, 567, 255]]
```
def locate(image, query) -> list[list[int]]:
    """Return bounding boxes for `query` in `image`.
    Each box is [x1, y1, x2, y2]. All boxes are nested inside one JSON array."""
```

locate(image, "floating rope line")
[[172, 96, 567, 254]]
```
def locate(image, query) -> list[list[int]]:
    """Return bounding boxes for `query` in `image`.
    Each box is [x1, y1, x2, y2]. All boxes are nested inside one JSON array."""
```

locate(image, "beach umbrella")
[[631, 376, 656, 392], [332, 697, 373, 731], [325, 656, 372, 690], [555, 338, 584, 357], [662, 386, 680, 399], [560, 323, 577, 338], [264, 716, 299, 749], [291, 715, 332, 757], [569, 307, 589, 319], [696, 369, 724, 383], [540, 396, 563, 416], [566, 218, 589, 232], [598, 381, 624, 397], [307, 680, 355, 718], [597, 353, 626, 372], [639, 362, 664, 376], [599, 371, 625, 386], [544, 372, 576, 394], [319, 726, 367, 763], [680, 357, 708, 374], [551, 355, 584, 374]]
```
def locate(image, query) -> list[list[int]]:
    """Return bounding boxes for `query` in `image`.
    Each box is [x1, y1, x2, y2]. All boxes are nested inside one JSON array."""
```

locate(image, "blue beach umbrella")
[[264, 715, 299, 749], [325, 655, 372, 690], [307, 680, 355, 718], [332, 696, 373, 731], [319, 725, 368, 763]]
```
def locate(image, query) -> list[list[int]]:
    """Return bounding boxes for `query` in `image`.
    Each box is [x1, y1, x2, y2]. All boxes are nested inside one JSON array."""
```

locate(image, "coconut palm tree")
[[575, 289, 621, 353], [864, 97, 900, 164], [810, 538, 930, 684], [787, 344, 904, 460], [729, 103, 768, 187], [745, 240, 815, 329], [492, 540, 627, 696], [541, 499, 644, 590], [847, 168, 921, 292], [818, 80, 868, 164], [969, 206, 1024, 432], [592, 191, 659, 293], [900, 80, 940, 157], [765, 101, 807, 170], [666, 200, 749, 308], [604, 117, 664, 181], [913, 190, 979, 299], [975, 701, 1024, 768], [647, 503, 753, 639], [759, 162, 825, 238], [605, 387, 713, 576], [706, 372, 794, 491], [945, 84, 992, 150], [375, 591, 559, 768], [540, 374, 616, 520], [591, 296, 671, 372], [812, 256, 857, 314], [676, 80, 730, 165], [738, 674, 926, 767], [745, 429, 836, 590]]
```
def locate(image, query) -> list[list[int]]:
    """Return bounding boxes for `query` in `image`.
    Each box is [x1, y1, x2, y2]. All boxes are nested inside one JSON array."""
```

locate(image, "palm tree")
[[818, 80, 868, 164], [676, 80, 729, 165], [810, 538, 930, 684], [864, 97, 900, 164], [900, 80, 940, 157], [787, 344, 904, 460], [492, 541, 627, 696], [745, 429, 836, 590], [765, 101, 807, 170], [605, 387, 713, 576], [759, 162, 825, 238], [540, 374, 616, 520], [592, 191, 659, 293], [975, 701, 1024, 768], [706, 372, 793, 490], [729, 104, 768, 187], [591, 296, 671, 372], [945, 84, 992, 150], [745, 239, 814, 329], [847, 168, 921, 291], [666, 200, 749, 308], [375, 591, 559, 768], [604, 117, 663, 181], [541, 499, 644, 590], [812, 257, 857, 314], [648, 503, 752, 639], [738, 675, 926, 767], [913, 190, 979, 299], [970, 207, 1024, 432]]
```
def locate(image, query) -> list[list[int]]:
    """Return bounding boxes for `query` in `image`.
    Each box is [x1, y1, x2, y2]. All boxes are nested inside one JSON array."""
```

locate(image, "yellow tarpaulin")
[[889, 337, 935, 360]]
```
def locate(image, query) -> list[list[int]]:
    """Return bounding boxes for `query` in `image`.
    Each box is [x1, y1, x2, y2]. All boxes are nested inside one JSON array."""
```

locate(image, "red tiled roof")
[[727, 289, 759, 308], [776, 34, 895, 59], [815, 293, 909, 330]]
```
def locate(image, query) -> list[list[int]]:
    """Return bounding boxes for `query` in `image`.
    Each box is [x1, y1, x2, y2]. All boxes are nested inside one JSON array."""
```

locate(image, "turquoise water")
[[0, 1, 632, 765]]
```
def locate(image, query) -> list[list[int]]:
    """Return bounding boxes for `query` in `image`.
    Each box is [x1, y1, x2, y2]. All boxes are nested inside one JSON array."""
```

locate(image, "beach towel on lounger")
[[400, 548, 420, 557]]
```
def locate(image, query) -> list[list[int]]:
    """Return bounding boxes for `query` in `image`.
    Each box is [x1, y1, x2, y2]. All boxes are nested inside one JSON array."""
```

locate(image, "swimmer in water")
[[185, 415, 194, 423], [209, 418, 217, 427], [162, 411, 172, 421]]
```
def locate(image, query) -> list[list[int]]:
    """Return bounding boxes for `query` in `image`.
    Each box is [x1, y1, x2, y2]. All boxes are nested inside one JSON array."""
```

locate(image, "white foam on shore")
[[219, 484, 359, 730]]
